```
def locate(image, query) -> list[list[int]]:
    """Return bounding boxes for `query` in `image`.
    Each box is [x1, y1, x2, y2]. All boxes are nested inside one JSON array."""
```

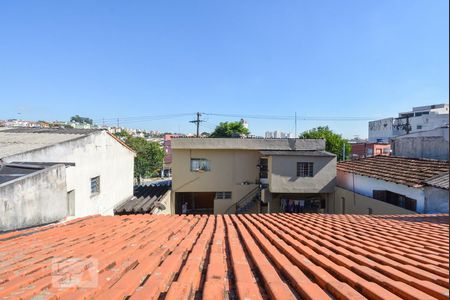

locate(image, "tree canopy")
[[115, 131, 164, 182], [210, 121, 250, 138], [299, 126, 350, 161], [70, 115, 93, 125]]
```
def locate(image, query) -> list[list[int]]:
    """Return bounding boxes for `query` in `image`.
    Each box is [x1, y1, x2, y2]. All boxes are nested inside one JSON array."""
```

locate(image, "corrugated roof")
[[0, 213, 448, 299], [114, 184, 171, 214], [425, 173, 449, 190], [0, 128, 98, 158], [337, 156, 449, 187]]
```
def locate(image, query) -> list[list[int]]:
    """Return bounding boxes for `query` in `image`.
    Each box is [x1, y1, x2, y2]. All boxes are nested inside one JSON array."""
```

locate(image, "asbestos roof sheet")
[[425, 173, 449, 190], [338, 155, 449, 187], [114, 184, 171, 215], [0, 213, 448, 299], [0, 128, 98, 159]]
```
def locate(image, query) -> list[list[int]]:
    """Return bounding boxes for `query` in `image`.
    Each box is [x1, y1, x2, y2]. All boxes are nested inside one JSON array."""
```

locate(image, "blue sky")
[[0, 0, 448, 138]]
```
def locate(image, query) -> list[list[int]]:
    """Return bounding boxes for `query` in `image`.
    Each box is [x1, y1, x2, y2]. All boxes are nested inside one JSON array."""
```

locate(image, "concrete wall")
[[409, 113, 449, 133], [0, 164, 67, 231], [424, 187, 449, 213], [269, 155, 336, 193], [368, 118, 395, 142], [172, 149, 260, 214], [329, 187, 416, 215], [171, 138, 326, 151], [337, 170, 425, 212], [3, 131, 134, 217], [392, 136, 448, 160], [392, 128, 449, 160]]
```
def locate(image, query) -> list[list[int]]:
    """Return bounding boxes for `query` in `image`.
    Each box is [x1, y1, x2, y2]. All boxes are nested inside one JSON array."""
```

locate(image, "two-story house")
[[170, 138, 336, 214]]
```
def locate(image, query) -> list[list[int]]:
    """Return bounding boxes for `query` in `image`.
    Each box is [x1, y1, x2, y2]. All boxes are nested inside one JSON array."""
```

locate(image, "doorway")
[[175, 192, 215, 214]]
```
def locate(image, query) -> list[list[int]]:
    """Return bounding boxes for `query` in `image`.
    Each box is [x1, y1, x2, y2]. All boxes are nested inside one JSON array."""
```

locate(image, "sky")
[[0, 0, 448, 138]]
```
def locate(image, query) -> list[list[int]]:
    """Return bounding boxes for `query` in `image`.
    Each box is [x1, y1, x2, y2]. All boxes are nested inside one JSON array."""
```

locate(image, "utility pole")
[[294, 112, 297, 138], [190, 112, 205, 137], [117, 118, 120, 129]]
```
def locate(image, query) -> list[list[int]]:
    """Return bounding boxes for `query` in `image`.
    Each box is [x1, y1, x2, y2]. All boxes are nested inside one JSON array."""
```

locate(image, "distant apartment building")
[[350, 142, 391, 159], [368, 103, 449, 142], [0, 128, 135, 231], [170, 138, 336, 215], [265, 131, 294, 138]]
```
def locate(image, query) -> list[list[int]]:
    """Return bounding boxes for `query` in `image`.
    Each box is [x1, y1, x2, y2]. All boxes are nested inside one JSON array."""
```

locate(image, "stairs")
[[225, 187, 260, 214]]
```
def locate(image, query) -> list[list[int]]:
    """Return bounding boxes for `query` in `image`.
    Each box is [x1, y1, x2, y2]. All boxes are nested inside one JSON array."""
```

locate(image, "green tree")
[[114, 132, 164, 182], [70, 115, 93, 125], [210, 121, 250, 138], [299, 126, 351, 161]]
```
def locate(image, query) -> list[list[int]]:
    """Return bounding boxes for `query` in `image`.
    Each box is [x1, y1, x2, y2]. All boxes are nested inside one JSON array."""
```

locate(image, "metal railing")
[[224, 186, 260, 214]]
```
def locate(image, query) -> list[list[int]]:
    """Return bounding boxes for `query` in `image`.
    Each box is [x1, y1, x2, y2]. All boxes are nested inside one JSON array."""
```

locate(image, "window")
[[90, 176, 100, 194], [259, 158, 268, 179], [417, 125, 422, 130], [190, 159, 210, 172], [216, 192, 232, 199], [373, 190, 417, 211], [297, 162, 313, 177]]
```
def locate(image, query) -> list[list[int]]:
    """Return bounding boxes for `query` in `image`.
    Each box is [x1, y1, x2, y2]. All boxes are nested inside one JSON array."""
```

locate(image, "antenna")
[[189, 112, 205, 137]]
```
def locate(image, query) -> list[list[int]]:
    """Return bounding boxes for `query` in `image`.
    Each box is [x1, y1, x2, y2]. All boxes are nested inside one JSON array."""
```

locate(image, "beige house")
[[171, 138, 336, 214]]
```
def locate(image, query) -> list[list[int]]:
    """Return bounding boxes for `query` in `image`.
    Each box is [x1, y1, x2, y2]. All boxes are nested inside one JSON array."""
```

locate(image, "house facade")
[[350, 142, 391, 159], [0, 128, 135, 221], [335, 156, 449, 214], [171, 138, 336, 214]]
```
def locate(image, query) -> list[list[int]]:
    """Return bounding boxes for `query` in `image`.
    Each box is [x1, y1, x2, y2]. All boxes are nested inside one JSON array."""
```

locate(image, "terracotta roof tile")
[[0, 213, 448, 299], [337, 156, 449, 187]]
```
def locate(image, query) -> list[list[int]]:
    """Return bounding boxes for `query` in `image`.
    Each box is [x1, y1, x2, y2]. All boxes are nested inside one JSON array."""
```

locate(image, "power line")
[[202, 112, 380, 121], [189, 112, 205, 137]]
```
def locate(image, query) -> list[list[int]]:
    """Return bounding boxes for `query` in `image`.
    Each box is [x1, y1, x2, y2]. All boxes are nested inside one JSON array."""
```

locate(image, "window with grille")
[[90, 176, 100, 194], [373, 190, 417, 211], [190, 158, 210, 172], [216, 192, 232, 200], [297, 162, 314, 177]]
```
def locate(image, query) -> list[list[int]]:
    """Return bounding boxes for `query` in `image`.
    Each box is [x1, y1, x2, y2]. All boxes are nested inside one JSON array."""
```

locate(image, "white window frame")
[[90, 176, 100, 195], [297, 162, 314, 177], [216, 192, 232, 200], [190, 158, 210, 172]]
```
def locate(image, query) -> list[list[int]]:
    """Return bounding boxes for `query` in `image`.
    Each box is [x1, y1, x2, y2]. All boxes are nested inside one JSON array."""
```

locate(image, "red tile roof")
[[338, 155, 449, 187], [0, 213, 448, 299]]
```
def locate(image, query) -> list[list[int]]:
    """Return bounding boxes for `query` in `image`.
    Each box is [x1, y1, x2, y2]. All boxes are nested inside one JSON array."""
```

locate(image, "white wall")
[[0, 164, 67, 231], [409, 114, 449, 133], [337, 170, 425, 212], [368, 118, 395, 142], [3, 132, 134, 217], [424, 187, 449, 213]]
